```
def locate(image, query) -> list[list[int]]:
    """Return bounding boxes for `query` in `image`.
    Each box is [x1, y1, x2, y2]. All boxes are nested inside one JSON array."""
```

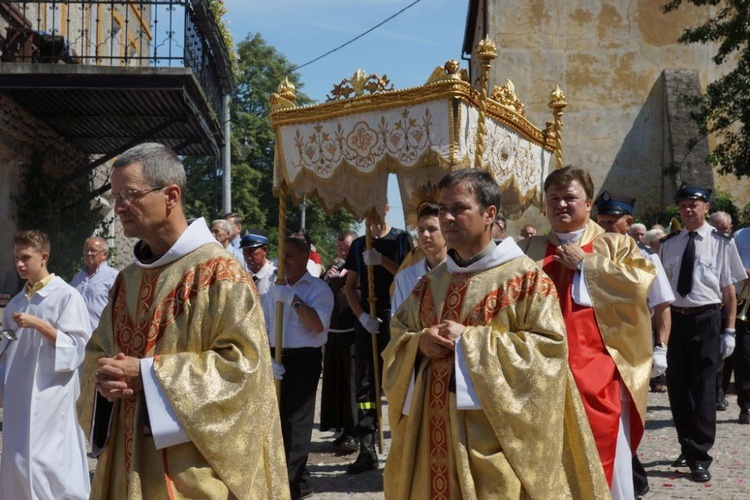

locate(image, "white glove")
[[271, 285, 295, 305], [358, 312, 382, 334], [362, 248, 383, 266], [651, 345, 668, 378], [271, 359, 285, 380], [720, 331, 736, 359]]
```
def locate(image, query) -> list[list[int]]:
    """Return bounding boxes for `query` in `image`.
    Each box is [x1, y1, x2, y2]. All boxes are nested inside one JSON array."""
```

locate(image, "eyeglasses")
[[112, 186, 165, 205], [83, 249, 106, 255]]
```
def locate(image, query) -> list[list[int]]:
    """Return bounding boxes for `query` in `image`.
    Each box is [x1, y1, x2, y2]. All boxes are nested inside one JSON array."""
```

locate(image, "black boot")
[[346, 433, 378, 474]]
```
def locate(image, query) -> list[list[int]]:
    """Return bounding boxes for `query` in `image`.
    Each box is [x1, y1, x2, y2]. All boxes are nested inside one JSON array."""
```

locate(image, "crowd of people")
[[0, 141, 747, 500]]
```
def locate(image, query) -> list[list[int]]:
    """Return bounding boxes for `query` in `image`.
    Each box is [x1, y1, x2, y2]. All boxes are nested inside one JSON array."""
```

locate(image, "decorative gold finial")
[[476, 35, 498, 61], [474, 36, 497, 170], [405, 178, 440, 229], [492, 79, 526, 116], [326, 70, 394, 101], [548, 85, 568, 169], [269, 77, 297, 110]]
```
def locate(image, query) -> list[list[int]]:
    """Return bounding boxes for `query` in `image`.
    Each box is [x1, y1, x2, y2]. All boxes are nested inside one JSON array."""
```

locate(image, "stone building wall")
[[0, 94, 88, 293], [467, 0, 750, 232]]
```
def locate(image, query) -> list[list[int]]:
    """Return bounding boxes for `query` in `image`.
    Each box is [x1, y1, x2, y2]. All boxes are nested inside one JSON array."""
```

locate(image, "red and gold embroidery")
[[112, 255, 247, 479]]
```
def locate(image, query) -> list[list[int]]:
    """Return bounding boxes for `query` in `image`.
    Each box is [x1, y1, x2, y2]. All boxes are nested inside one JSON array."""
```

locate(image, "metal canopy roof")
[[0, 64, 222, 156]]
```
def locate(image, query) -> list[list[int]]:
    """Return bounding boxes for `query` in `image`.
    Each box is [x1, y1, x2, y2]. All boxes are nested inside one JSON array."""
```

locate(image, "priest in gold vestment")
[[383, 169, 609, 499], [77, 143, 289, 499]]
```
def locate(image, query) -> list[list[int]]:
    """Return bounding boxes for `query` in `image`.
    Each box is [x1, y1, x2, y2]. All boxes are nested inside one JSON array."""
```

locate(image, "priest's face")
[[439, 181, 495, 259], [545, 180, 592, 233], [111, 163, 168, 240]]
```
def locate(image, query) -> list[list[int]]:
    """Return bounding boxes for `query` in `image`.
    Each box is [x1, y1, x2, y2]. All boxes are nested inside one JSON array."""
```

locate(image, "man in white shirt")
[[659, 184, 746, 481], [264, 237, 334, 499], [70, 236, 119, 331]]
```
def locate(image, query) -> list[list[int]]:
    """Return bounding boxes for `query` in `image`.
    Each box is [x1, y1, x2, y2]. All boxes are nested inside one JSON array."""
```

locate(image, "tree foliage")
[[13, 149, 108, 282], [184, 33, 357, 261], [662, 0, 750, 177]]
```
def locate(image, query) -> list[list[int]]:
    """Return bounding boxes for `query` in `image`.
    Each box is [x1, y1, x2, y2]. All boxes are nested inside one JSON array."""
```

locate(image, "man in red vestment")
[[522, 166, 655, 499]]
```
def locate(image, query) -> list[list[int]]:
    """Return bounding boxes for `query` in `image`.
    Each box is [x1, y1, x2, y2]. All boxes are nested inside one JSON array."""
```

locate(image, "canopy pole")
[[274, 181, 289, 400], [548, 85, 568, 170], [365, 210, 385, 454], [474, 35, 497, 170]]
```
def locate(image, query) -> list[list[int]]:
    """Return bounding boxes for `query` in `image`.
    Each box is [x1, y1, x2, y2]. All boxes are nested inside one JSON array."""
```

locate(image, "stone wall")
[[467, 0, 750, 227], [0, 94, 87, 293]]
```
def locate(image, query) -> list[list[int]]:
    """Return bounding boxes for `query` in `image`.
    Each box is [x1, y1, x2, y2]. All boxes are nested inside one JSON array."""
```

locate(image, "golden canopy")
[[269, 60, 564, 224]]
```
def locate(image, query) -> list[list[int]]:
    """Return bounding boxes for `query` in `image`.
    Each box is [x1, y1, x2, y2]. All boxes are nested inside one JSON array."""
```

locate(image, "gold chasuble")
[[523, 223, 655, 451], [78, 237, 288, 499], [383, 239, 609, 499]]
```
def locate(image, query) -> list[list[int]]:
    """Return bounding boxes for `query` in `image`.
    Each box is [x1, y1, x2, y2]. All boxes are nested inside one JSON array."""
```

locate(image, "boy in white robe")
[[0, 230, 91, 500]]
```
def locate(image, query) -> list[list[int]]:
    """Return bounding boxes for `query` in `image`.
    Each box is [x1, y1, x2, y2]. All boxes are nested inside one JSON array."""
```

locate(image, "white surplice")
[[0, 276, 91, 500]]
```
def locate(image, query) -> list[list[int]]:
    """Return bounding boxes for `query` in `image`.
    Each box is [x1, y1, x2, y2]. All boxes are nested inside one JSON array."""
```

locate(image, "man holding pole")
[[343, 203, 412, 474]]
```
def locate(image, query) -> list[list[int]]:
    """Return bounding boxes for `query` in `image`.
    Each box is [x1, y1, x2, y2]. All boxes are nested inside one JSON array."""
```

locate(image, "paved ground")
[[2, 387, 749, 498], [304, 388, 750, 499]]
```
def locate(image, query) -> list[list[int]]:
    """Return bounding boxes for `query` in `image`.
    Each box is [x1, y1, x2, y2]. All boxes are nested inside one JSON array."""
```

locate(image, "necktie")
[[677, 231, 697, 297]]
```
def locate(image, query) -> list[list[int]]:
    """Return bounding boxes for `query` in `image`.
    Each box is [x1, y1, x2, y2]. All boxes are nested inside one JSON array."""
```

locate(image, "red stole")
[[543, 242, 621, 485]]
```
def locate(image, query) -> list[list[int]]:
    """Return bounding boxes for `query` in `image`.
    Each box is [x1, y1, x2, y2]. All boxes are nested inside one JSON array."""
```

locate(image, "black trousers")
[[276, 347, 323, 498], [320, 329, 357, 434], [353, 309, 391, 437], [666, 306, 721, 467], [736, 316, 750, 411]]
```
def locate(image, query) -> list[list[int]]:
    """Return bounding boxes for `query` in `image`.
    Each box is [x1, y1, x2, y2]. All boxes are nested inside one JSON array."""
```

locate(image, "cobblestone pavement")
[[1, 388, 748, 498], [305, 388, 750, 499]]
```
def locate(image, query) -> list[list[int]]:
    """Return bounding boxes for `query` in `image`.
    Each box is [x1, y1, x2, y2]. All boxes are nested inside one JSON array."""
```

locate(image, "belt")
[[270, 346, 321, 357], [672, 303, 721, 315]]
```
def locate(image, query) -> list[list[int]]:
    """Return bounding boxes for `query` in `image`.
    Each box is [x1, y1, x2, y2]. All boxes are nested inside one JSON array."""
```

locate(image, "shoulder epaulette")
[[661, 230, 681, 243], [712, 228, 733, 240]]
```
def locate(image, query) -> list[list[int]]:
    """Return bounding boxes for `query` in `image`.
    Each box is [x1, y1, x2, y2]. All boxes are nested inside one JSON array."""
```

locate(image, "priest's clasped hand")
[[552, 243, 585, 270], [95, 353, 143, 402], [418, 321, 466, 360]]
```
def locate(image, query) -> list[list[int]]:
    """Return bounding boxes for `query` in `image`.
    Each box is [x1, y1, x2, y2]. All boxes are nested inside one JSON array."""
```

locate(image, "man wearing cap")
[[594, 190, 675, 497], [241, 230, 277, 297], [522, 166, 655, 498], [659, 183, 745, 482]]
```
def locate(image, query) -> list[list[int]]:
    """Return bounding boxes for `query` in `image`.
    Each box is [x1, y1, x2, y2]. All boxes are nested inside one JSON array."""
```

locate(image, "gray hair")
[[709, 211, 732, 227], [86, 236, 109, 251], [112, 143, 186, 190], [643, 228, 665, 247], [211, 219, 232, 233], [628, 223, 646, 236]]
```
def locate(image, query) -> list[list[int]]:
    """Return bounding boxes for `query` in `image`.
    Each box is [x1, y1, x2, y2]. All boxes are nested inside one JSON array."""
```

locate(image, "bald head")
[[83, 236, 109, 274]]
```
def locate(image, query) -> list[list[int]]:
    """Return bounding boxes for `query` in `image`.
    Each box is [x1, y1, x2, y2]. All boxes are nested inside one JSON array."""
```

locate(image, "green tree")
[[185, 33, 356, 258], [662, 0, 750, 178]]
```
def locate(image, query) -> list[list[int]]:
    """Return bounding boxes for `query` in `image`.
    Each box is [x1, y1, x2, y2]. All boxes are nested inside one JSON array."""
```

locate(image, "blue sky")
[[222, 0, 469, 230]]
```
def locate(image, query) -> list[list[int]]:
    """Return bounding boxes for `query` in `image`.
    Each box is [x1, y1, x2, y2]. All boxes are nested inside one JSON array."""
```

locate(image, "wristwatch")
[[293, 299, 303, 310]]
